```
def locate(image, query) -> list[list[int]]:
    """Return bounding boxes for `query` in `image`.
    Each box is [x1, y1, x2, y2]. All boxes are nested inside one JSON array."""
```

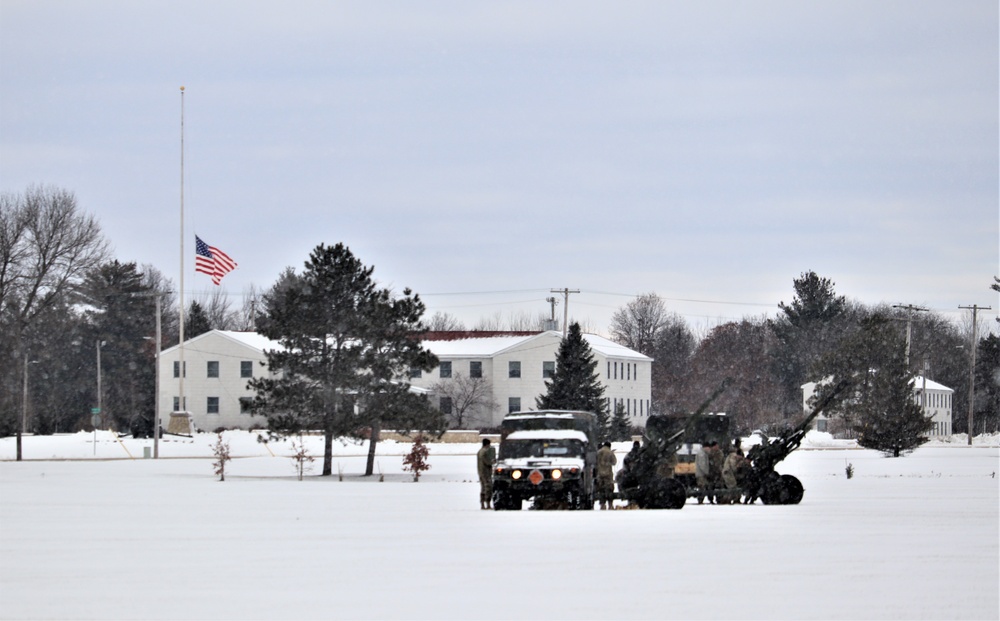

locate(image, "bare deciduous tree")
[[1, 186, 110, 437], [473, 310, 553, 331], [0, 185, 110, 337], [430, 372, 499, 429], [609, 292, 670, 355], [426, 311, 466, 331], [236, 284, 262, 331], [201, 287, 239, 330]]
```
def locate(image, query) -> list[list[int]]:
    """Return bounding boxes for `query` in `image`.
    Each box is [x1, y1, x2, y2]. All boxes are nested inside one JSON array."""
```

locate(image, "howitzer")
[[618, 382, 729, 509], [746, 379, 852, 505]]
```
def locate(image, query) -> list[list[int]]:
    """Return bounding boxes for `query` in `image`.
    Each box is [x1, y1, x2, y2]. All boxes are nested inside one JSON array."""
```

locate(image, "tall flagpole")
[[178, 86, 186, 418]]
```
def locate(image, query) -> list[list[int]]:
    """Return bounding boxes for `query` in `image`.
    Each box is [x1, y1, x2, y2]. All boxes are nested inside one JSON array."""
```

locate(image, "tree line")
[[1, 186, 262, 437], [2, 186, 997, 451], [609, 274, 1000, 441]]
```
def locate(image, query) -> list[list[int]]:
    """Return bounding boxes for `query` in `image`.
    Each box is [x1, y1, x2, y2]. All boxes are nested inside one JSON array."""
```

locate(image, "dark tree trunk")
[[365, 420, 380, 476]]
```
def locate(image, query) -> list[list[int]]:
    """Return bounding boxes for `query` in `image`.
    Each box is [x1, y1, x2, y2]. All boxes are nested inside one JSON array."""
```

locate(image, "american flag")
[[195, 235, 237, 285]]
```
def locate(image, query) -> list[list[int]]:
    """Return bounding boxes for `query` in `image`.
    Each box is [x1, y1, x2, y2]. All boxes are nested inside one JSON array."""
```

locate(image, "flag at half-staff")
[[195, 235, 237, 285]]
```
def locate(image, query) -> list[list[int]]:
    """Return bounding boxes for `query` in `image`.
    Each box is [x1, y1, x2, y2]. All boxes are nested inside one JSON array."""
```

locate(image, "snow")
[[418, 331, 653, 360], [2, 432, 997, 620], [506, 429, 589, 441]]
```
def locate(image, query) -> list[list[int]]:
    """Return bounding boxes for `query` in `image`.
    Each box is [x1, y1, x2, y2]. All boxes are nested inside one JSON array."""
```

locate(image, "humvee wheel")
[[493, 490, 521, 511], [780, 474, 804, 505]]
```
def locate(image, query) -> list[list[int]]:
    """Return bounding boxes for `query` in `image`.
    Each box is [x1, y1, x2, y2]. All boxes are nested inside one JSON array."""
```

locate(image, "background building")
[[159, 329, 653, 432], [801, 376, 953, 436], [409, 330, 653, 429], [159, 331, 275, 432]]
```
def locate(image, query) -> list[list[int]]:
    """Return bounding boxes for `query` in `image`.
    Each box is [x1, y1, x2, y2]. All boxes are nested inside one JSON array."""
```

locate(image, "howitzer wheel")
[[780, 474, 804, 505], [760, 472, 804, 505], [641, 478, 687, 509], [759, 472, 785, 505]]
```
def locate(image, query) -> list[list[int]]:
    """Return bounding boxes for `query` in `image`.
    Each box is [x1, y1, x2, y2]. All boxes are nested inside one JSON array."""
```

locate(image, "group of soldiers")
[[694, 441, 753, 504], [612, 437, 760, 508]]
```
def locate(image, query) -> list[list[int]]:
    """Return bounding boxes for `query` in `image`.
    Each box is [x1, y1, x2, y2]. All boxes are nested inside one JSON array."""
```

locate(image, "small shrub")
[[845, 461, 854, 480], [402, 435, 431, 482], [290, 436, 314, 481], [212, 432, 231, 481]]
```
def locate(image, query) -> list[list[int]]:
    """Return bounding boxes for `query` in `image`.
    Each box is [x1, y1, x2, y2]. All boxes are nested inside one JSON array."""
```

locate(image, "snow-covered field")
[[2, 431, 998, 620]]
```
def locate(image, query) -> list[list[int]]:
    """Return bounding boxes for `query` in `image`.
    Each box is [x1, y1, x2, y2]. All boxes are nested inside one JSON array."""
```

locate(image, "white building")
[[158, 329, 653, 432], [408, 330, 653, 428], [159, 330, 276, 432], [801, 375, 953, 436]]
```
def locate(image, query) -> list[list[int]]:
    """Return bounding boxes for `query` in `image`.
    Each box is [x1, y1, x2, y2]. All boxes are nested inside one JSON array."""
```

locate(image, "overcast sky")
[[2, 1, 997, 334]]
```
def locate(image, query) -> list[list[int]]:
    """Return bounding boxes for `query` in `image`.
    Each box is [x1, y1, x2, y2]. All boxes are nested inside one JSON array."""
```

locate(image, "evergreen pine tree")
[[185, 301, 212, 338], [537, 323, 609, 440], [819, 313, 933, 457], [250, 243, 438, 476], [609, 401, 632, 442]]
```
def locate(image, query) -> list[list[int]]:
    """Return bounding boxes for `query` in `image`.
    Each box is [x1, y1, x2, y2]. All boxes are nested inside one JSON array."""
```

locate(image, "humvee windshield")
[[500, 439, 586, 460]]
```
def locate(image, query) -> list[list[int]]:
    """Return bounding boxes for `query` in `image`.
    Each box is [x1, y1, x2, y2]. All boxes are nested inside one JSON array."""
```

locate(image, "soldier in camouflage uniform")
[[596, 442, 617, 510], [477, 438, 496, 510]]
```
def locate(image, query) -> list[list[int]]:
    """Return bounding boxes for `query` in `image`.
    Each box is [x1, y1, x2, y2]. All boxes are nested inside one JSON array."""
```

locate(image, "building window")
[[613, 362, 617, 380], [241, 361, 253, 378], [508, 397, 521, 413], [408, 368, 422, 379], [207, 397, 219, 414], [543, 361, 555, 379], [239, 397, 253, 414], [627, 364, 631, 381], [173, 361, 186, 378], [439, 396, 453, 415], [607, 361, 611, 378], [207, 361, 219, 378], [470, 361, 482, 378], [509, 361, 521, 378], [439, 361, 452, 379]]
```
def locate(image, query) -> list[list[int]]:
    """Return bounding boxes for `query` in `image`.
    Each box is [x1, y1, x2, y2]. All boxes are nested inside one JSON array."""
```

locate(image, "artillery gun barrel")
[[793, 378, 853, 437], [752, 378, 852, 471]]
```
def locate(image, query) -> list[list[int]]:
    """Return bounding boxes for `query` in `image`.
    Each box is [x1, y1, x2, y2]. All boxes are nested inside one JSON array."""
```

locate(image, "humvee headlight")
[[551, 469, 562, 480], [511, 469, 522, 480]]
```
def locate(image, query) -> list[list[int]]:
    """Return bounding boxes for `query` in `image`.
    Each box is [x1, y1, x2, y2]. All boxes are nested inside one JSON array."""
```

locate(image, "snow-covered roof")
[[160, 330, 283, 356], [582, 332, 652, 361], [422, 330, 651, 361], [804, 375, 953, 393], [162, 329, 651, 362], [910, 376, 953, 393], [423, 335, 537, 357], [505, 429, 590, 442], [505, 411, 589, 421]]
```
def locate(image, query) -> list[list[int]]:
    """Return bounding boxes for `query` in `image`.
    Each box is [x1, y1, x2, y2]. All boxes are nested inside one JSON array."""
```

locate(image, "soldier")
[[596, 441, 617, 510], [721, 445, 747, 504], [708, 441, 725, 504], [477, 438, 496, 510], [695, 442, 711, 504], [622, 440, 641, 470]]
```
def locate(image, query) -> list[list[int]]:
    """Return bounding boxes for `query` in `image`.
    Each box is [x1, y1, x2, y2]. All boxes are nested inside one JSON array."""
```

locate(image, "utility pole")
[[959, 304, 991, 445], [892, 304, 929, 366], [550, 288, 579, 338], [544, 296, 559, 331], [153, 294, 162, 458]]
